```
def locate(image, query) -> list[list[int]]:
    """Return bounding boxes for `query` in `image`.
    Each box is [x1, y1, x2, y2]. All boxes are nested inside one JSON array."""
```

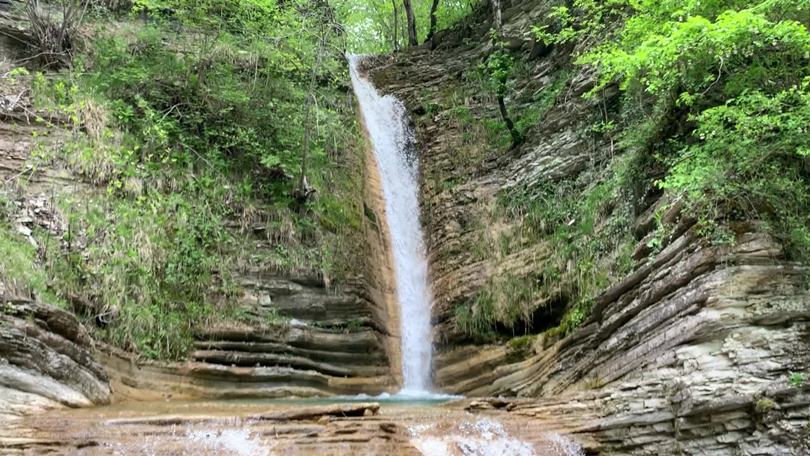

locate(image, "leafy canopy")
[[576, 0, 810, 258]]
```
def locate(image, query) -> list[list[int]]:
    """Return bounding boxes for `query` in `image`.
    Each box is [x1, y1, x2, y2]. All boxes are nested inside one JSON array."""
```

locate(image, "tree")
[[295, 0, 338, 208], [485, 0, 520, 147], [295, 26, 325, 209], [403, 0, 417, 46], [426, 0, 440, 41], [483, 47, 521, 147], [491, 0, 501, 29], [391, 0, 399, 50]]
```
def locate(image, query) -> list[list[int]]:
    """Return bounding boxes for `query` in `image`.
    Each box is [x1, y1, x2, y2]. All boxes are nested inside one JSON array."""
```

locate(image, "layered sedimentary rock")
[[0, 299, 112, 421], [102, 276, 397, 399], [370, 1, 810, 453]]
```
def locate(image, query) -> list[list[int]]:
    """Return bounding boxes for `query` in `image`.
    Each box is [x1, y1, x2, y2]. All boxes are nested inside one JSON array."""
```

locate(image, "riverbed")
[[3, 398, 584, 455]]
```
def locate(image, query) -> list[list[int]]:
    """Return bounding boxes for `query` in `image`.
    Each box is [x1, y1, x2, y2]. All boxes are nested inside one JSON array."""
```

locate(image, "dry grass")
[[25, 0, 88, 68], [76, 96, 108, 140]]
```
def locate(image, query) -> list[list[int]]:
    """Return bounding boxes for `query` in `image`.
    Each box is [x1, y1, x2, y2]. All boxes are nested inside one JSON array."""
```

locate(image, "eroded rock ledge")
[[0, 299, 111, 420]]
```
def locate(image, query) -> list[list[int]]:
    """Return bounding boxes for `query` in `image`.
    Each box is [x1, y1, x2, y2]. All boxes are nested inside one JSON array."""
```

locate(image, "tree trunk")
[[426, 0, 440, 41], [492, 0, 502, 30], [391, 0, 399, 51], [498, 95, 521, 147], [296, 25, 327, 208], [403, 0, 417, 46]]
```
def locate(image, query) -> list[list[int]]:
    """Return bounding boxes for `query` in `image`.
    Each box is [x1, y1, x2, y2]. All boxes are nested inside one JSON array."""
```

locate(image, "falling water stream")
[[348, 55, 433, 395]]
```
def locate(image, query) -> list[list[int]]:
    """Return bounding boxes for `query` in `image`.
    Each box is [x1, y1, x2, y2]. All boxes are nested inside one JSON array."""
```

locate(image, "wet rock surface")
[[2, 399, 584, 456]]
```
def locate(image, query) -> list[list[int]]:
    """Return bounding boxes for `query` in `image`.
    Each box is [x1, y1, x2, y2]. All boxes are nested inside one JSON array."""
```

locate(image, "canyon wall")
[[370, 0, 810, 453]]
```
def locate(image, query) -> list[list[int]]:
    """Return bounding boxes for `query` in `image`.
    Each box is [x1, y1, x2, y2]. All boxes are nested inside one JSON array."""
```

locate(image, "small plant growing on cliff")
[[531, 6, 579, 46], [480, 38, 522, 147], [507, 335, 535, 356], [25, 0, 88, 68], [344, 318, 363, 333], [265, 308, 286, 326], [583, 375, 603, 390], [755, 398, 777, 414], [790, 372, 806, 388]]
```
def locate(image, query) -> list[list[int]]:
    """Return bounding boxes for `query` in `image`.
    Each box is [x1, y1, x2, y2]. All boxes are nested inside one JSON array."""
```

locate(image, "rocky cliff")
[[0, 16, 399, 410], [370, 0, 810, 453], [1, 0, 808, 453], [0, 299, 111, 422]]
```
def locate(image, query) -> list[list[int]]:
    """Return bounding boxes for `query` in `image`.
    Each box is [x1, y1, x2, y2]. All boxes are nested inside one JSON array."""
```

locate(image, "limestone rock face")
[[176, 275, 399, 398], [0, 300, 111, 420], [101, 280, 398, 400], [370, 1, 810, 454]]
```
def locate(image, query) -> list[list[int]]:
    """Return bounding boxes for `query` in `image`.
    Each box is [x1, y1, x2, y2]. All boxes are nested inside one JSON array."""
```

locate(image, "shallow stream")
[[7, 398, 584, 456]]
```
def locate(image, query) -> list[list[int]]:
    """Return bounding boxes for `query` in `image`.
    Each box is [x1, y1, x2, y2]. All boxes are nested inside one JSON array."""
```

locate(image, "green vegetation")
[[755, 397, 778, 413], [506, 334, 535, 358], [41, 190, 234, 359], [457, 155, 636, 341], [0, 223, 64, 307], [480, 42, 521, 146], [338, 0, 478, 53], [790, 372, 807, 388], [7, 0, 366, 359], [580, 0, 810, 260]]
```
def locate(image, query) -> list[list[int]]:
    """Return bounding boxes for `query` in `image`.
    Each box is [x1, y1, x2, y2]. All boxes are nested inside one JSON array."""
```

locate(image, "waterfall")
[[349, 55, 433, 395]]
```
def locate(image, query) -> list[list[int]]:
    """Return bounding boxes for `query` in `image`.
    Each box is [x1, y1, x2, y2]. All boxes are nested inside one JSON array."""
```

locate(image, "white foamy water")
[[187, 428, 268, 456], [408, 419, 585, 456], [349, 55, 433, 394]]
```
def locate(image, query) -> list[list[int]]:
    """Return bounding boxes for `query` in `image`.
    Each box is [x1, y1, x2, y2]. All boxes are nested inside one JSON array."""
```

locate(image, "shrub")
[[580, 0, 810, 259], [25, 0, 88, 68]]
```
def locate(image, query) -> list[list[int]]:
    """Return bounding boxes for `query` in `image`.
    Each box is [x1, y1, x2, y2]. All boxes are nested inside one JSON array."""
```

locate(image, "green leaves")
[[481, 48, 514, 96], [661, 85, 810, 210], [581, 2, 810, 101], [578, 0, 810, 259], [335, 0, 476, 53], [531, 6, 580, 46]]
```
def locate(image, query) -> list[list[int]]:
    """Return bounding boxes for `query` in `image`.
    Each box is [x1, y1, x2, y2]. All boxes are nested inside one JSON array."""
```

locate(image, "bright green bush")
[[579, 0, 810, 258]]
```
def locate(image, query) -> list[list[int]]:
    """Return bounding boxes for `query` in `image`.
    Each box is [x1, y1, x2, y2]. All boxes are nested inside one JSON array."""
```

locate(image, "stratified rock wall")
[[371, 1, 810, 453], [0, 300, 112, 420]]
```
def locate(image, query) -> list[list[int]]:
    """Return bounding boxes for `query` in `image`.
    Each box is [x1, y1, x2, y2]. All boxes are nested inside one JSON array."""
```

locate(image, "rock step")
[[192, 340, 387, 366], [196, 326, 386, 354], [191, 350, 389, 378], [101, 347, 397, 399], [234, 275, 376, 322], [0, 300, 111, 415]]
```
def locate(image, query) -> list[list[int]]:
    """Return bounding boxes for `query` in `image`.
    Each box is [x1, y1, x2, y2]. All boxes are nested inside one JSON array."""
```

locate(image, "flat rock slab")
[[254, 402, 381, 421], [5, 399, 585, 456], [104, 403, 382, 427]]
